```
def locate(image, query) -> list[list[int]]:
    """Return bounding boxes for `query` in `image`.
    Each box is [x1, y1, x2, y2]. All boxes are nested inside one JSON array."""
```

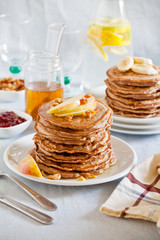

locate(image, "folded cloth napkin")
[[100, 153, 160, 233]]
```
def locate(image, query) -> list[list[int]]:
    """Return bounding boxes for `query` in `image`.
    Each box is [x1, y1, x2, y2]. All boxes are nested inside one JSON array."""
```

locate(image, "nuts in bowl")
[[0, 78, 25, 102]]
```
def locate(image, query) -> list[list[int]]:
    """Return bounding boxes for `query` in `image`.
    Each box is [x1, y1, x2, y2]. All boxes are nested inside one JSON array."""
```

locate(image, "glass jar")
[[82, 0, 133, 96], [25, 51, 63, 120]]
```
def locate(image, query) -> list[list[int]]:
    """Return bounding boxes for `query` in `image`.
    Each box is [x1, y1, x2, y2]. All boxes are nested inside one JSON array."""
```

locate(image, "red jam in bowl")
[[0, 111, 26, 128]]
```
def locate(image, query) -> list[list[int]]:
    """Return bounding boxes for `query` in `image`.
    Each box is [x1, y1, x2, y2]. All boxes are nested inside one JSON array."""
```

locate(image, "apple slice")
[[55, 109, 88, 117], [55, 96, 97, 116], [17, 155, 42, 178], [47, 94, 84, 114]]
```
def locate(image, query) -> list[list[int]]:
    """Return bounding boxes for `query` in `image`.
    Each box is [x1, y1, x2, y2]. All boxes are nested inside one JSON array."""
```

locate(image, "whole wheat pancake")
[[38, 100, 112, 130], [31, 96, 116, 179], [106, 89, 160, 109], [107, 65, 160, 86], [35, 141, 110, 160], [35, 151, 112, 172], [35, 120, 112, 140], [105, 78, 160, 95], [36, 155, 117, 179], [33, 129, 106, 145], [105, 78, 160, 100], [37, 163, 106, 179], [107, 98, 160, 114], [34, 131, 110, 154], [110, 107, 160, 118], [34, 145, 112, 164]]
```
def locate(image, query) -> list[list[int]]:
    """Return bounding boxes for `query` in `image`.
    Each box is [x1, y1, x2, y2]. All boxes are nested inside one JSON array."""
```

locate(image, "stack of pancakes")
[[31, 99, 116, 179], [105, 65, 160, 118]]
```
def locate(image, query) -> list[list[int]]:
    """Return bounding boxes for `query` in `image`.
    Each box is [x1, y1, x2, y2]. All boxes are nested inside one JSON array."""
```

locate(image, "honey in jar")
[[25, 82, 63, 120], [25, 51, 63, 120]]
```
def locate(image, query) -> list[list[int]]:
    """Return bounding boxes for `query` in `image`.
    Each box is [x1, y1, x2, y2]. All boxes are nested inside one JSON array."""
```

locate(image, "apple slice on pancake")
[[47, 94, 84, 114], [47, 94, 97, 117]]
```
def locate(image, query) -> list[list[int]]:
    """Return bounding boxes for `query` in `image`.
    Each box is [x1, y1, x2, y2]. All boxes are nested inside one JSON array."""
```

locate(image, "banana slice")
[[133, 57, 153, 65], [131, 64, 158, 75], [117, 56, 134, 72]]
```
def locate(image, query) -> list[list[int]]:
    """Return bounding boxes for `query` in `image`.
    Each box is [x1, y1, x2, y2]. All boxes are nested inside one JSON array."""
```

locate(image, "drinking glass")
[[0, 0, 31, 77], [45, 23, 83, 94]]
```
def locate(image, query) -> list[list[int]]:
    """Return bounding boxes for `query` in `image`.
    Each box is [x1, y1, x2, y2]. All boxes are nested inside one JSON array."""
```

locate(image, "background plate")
[[4, 133, 137, 186], [111, 125, 160, 135], [113, 114, 160, 124], [112, 121, 160, 130]]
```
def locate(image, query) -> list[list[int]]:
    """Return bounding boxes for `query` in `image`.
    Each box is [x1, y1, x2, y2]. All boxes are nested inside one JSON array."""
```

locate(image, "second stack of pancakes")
[[31, 97, 116, 179], [105, 65, 160, 118]]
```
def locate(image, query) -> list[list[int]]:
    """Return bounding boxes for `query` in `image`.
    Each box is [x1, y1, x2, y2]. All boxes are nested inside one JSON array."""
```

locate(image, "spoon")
[[0, 172, 57, 211], [47, 23, 66, 87], [55, 23, 66, 56]]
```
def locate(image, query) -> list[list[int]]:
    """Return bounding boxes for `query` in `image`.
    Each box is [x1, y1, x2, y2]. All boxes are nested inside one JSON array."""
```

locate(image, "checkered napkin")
[[100, 153, 160, 233]]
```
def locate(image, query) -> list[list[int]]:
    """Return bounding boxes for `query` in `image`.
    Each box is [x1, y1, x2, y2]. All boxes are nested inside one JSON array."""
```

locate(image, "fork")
[[0, 172, 57, 211]]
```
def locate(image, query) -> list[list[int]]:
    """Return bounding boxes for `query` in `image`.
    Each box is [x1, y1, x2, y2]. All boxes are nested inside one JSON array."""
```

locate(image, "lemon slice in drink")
[[107, 46, 128, 55], [89, 17, 131, 46], [93, 17, 131, 33], [87, 35, 108, 61]]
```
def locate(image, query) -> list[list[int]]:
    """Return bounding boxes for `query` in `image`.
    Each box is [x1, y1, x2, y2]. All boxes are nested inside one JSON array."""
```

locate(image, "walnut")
[[54, 98, 62, 103], [65, 115, 73, 121], [50, 102, 59, 107], [80, 97, 88, 105], [0, 78, 24, 91], [85, 110, 95, 118], [84, 93, 92, 98], [48, 173, 61, 180], [41, 171, 47, 177], [77, 176, 86, 181], [84, 173, 96, 179]]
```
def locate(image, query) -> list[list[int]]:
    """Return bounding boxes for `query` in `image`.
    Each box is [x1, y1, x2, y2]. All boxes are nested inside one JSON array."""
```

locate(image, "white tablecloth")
[[0, 97, 160, 240]]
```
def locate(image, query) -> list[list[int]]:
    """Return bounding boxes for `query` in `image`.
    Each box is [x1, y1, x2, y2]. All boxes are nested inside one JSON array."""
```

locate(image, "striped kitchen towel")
[[100, 153, 160, 233]]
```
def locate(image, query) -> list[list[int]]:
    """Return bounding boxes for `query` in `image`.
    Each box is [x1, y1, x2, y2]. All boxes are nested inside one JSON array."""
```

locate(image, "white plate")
[[0, 90, 24, 102], [0, 109, 32, 138], [4, 133, 137, 186], [113, 114, 160, 124], [112, 120, 160, 130], [110, 125, 160, 135]]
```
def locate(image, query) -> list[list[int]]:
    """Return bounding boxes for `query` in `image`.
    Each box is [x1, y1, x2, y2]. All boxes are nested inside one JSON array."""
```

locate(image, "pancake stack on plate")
[[105, 64, 160, 118], [104, 57, 160, 134], [31, 95, 116, 179]]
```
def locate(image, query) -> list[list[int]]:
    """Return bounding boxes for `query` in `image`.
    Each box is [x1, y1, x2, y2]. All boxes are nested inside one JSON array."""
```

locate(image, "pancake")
[[107, 65, 160, 86], [107, 98, 160, 114], [38, 100, 112, 130], [35, 141, 110, 160], [106, 89, 160, 109], [105, 78, 160, 95], [105, 78, 160, 100], [33, 130, 110, 154], [110, 107, 160, 118], [37, 163, 107, 179], [105, 61, 160, 118], [30, 97, 116, 179], [34, 145, 112, 164], [35, 151, 112, 172]]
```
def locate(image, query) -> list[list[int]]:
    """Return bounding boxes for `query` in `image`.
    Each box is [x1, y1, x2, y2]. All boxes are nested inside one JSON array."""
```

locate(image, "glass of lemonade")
[[25, 51, 63, 120], [82, 0, 133, 96]]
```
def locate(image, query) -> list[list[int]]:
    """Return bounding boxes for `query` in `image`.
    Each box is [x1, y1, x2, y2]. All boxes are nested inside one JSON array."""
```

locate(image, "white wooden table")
[[0, 96, 160, 240]]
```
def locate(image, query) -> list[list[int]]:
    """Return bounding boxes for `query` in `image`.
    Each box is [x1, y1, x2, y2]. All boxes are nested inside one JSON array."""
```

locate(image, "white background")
[[0, 1, 160, 239], [28, 0, 160, 64]]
